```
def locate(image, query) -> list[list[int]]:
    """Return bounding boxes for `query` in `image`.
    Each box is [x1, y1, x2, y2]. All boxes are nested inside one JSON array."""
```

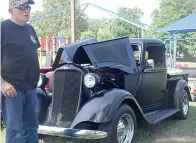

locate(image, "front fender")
[[36, 88, 52, 124], [70, 89, 138, 128]]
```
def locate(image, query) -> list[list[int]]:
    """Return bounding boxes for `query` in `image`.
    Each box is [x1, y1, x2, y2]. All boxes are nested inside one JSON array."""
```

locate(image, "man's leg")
[[23, 89, 39, 143], [1, 91, 25, 143]]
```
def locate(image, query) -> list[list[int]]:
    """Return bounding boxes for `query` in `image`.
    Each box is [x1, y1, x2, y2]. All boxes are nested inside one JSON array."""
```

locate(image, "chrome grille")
[[52, 69, 81, 126]]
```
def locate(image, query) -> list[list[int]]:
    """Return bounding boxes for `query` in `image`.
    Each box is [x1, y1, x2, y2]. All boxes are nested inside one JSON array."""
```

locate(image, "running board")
[[145, 108, 180, 124], [38, 125, 107, 140]]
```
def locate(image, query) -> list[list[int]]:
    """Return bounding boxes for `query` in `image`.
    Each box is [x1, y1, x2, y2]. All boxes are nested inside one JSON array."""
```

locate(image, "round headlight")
[[37, 75, 43, 87], [84, 73, 100, 88]]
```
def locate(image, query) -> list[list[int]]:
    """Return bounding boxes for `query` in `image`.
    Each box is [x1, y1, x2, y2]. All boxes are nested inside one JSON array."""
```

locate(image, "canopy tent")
[[157, 13, 196, 34], [157, 13, 196, 67]]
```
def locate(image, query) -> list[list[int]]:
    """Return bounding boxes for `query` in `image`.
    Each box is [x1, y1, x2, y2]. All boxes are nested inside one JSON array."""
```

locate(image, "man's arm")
[[1, 76, 6, 84], [1, 22, 17, 97]]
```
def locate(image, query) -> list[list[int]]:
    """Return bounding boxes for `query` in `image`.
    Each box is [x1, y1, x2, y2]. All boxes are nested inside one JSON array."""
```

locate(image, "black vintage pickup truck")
[[36, 37, 191, 143]]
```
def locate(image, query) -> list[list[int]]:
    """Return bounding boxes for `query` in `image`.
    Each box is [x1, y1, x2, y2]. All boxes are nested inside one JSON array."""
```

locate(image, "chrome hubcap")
[[182, 91, 189, 115], [117, 114, 134, 143]]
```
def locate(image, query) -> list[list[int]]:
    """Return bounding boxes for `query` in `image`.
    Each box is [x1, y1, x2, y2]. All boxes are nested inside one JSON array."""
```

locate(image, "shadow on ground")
[[39, 102, 196, 143], [135, 102, 196, 143]]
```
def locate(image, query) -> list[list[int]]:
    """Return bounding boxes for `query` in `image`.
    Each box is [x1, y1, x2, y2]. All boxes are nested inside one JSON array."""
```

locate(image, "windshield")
[[60, 48, 72, 63], [55, 47, 93, 69]]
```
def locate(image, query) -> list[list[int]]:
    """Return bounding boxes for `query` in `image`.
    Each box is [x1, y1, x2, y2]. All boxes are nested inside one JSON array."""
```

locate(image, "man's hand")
[[1, 78, 17, 97]]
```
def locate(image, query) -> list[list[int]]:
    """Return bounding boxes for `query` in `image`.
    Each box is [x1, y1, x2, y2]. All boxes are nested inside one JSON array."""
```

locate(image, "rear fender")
[[70, 89, 144, 128], [167, 79, 191, 108]]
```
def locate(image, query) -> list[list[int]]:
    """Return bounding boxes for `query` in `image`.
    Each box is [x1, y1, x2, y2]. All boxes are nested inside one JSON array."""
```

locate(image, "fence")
[[38, 36, 69, 67]]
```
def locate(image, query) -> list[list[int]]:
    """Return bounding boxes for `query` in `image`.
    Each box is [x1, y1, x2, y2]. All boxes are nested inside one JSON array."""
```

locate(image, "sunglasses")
[[15, 5, 31, 11]]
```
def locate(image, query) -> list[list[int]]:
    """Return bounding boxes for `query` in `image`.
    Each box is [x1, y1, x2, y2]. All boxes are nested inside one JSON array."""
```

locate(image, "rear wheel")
[[98, 104, 137, 143], [175, 89, 189, 119]]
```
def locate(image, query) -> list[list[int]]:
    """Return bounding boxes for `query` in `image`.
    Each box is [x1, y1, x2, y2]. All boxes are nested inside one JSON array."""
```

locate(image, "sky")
[[0, 0, 160, 25]]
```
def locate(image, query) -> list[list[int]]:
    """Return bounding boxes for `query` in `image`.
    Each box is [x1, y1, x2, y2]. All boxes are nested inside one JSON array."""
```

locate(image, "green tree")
[[80, 18, 112, 40], [80, 31, 96, 40], [147, 0, 196, 56], [112, 7, 144, 38], [30, 0, 88, 40], [80, 7, 144, 41]]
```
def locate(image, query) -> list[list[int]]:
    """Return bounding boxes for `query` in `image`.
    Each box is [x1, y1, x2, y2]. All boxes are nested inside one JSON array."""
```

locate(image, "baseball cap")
[[9, 0, 35, 9]]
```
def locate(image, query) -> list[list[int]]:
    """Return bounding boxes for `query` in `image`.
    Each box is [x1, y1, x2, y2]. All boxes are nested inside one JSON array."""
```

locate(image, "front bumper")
[[38, 125, 107, 140]]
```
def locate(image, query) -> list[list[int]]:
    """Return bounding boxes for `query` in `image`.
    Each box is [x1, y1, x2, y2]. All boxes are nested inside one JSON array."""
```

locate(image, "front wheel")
[[98, 104, 137, 143]]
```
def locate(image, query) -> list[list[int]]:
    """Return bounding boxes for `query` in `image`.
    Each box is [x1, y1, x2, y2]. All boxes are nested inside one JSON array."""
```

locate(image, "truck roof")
[[129, 38, 164, 45]]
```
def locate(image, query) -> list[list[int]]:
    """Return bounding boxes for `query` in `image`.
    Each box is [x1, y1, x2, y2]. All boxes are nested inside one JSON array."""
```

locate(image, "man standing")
[[1, 0, 40, 142]]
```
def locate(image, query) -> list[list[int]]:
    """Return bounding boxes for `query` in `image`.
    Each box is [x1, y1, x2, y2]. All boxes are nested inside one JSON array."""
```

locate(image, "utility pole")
[[71, 0, 76, 42]]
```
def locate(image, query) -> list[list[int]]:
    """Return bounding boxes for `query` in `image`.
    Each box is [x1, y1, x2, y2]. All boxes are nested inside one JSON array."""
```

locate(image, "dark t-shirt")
[[1, 19, 40, 91]]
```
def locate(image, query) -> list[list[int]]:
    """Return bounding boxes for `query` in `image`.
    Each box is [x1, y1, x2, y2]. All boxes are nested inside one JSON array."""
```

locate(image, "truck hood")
[[62, 38, 98, 62], [73, 37, 138, 74]]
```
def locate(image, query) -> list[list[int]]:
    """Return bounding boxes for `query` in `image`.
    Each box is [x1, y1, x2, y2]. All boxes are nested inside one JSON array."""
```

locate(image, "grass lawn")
[[1, 102, 196, 143]]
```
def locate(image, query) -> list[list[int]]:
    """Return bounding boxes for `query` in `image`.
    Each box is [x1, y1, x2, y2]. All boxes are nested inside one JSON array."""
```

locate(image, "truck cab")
[[128, 38, 167, 111]]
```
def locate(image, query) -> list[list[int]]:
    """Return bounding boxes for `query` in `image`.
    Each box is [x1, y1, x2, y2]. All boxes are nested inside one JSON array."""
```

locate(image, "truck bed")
[[168, 68, 196, 77]]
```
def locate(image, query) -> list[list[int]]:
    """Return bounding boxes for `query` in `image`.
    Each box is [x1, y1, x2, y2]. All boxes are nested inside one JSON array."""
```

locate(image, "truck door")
[[136, 44, 167, 108]]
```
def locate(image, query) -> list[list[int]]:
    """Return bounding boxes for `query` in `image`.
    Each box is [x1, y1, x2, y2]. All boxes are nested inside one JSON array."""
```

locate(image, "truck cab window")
[[145, 45, 165, 68], [132, 44, 141, 66]]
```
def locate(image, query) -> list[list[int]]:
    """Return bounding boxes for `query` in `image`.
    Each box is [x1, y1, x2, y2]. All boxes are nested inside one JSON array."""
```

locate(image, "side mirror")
[[146, 59, 154, 68]]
